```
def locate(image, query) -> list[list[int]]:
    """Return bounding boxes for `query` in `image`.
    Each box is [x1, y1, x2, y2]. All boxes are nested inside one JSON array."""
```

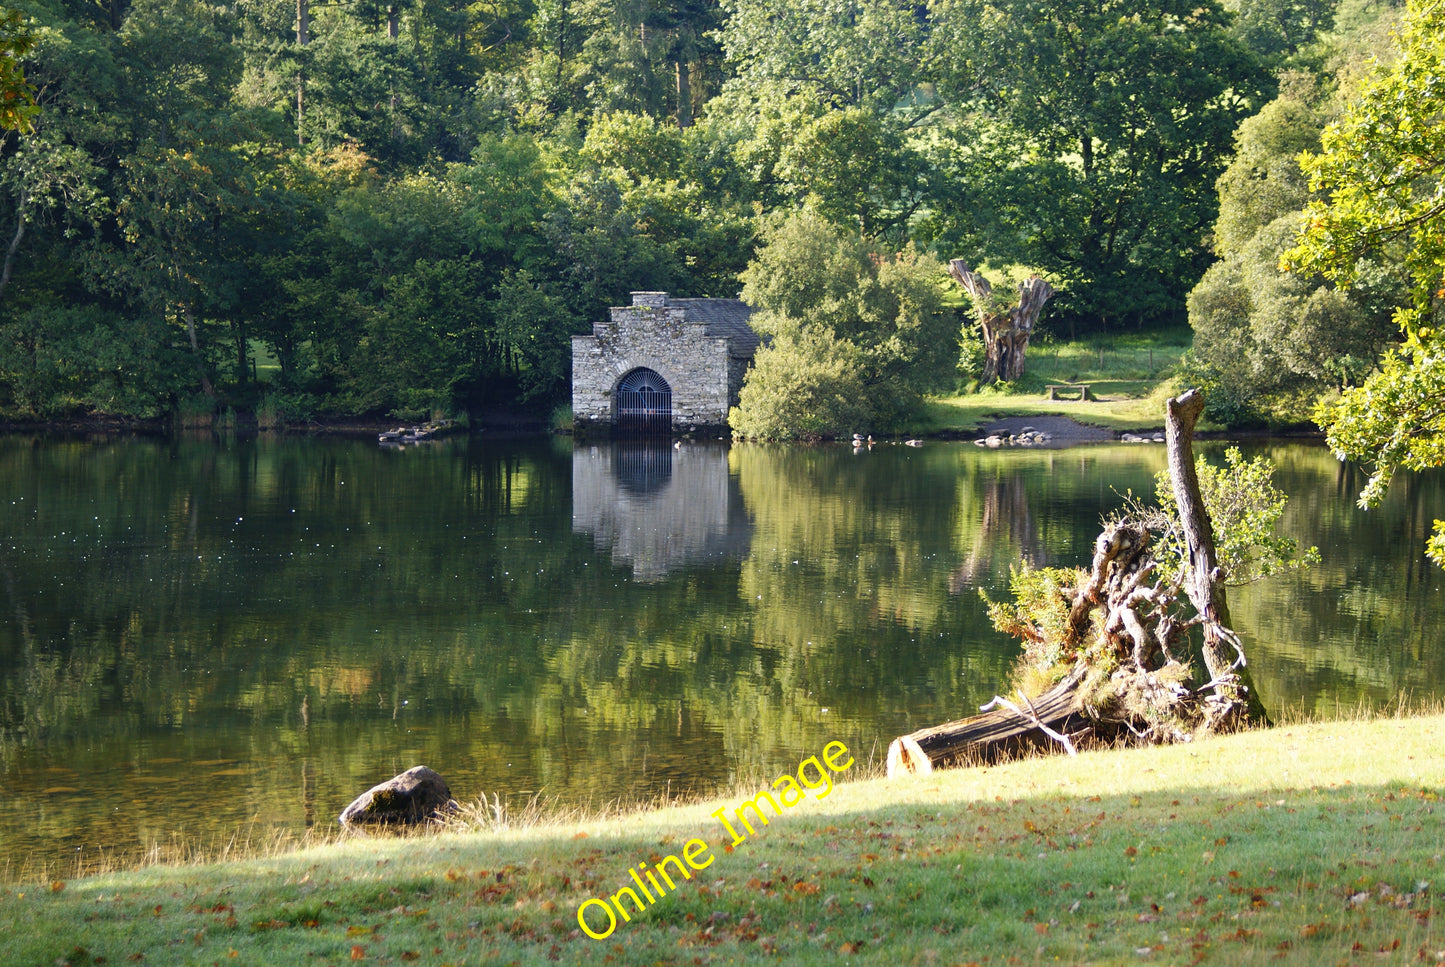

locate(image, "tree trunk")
[[0, 187, 29, 304], [886, 388, 1266, 776], [1165, 389, 1269, 725], [235, 320, 249, 386], [675, 59, 691, 129], [949, 259, 1055, 384], [181, 302, 216, 400]]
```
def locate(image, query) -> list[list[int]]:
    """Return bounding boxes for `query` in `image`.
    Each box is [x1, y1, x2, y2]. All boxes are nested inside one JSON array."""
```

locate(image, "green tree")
[[717, 0, 928, 114], [1285, 0, 1445, 333], [1223, 0, 1335, 69], [0, 0, 120, 309], [578, 110, 686, 181], [728, 327, 871, 441], [730, 211, 955, 438], [492, 267, 574, 402], [0, 6, 37, 131], [707, 0, 934, 241], [1187, 82, 1403, 424], [525, 0, 723, 124], [1188, 213, 1400, 421], [1212, 89, 1322, 259], [0, 0, 216, 418], [687, 79, 822, 214], [1149, 445, 1319, 587], [775, 106, 928, 238], [1284, 0, 1445, 564], [1184, 43, 1410, 422], [275, 144, 561, 415], [536, 166, 697, 324], [572, 111, 759, 294], [76, 0, 263, 402], [925, 0, 1269, 329], [0, 303, 188, 416], [0, 97, 105, 304]]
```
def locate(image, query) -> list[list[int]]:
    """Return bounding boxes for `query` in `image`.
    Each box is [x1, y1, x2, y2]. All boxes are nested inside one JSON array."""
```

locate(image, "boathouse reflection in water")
[[571, 442, 752, 581]]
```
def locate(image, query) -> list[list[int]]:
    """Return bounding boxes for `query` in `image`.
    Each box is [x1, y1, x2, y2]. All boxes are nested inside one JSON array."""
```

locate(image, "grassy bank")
[[920, 379, 1190, 436], [5, 712, 1442, 965], [916, 327, 1202, 437]]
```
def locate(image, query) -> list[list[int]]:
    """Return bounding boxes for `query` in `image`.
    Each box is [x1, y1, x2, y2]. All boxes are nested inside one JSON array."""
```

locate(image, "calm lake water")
[[1, 433, 1442, 878]]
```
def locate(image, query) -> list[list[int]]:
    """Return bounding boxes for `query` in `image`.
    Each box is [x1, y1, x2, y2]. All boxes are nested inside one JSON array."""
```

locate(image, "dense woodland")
[[0, 0, 1425, 429]]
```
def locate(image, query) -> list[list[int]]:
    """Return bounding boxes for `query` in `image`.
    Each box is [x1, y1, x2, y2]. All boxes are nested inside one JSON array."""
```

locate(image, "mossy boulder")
[[338, 766, 459, 826]]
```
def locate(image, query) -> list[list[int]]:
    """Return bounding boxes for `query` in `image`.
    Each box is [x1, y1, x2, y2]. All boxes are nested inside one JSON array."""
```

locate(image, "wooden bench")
[[1046, 383, 1092, 401]]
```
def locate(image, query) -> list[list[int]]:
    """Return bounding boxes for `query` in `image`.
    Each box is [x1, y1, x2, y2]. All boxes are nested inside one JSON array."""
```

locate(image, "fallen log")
[[885, 666, 1090, 778]]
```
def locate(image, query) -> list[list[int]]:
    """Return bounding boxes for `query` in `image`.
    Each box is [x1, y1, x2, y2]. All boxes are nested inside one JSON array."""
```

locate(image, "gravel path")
[[977, 414, 1120, 443]]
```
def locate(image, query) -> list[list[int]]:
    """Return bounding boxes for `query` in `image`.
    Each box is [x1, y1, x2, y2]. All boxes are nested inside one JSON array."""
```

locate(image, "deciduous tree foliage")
[[1286, 0, 1445, 332], [925, 0, 1269, 329], [717, 0, 928, 114], [0, 0, 1386, 425], [1286, 0, 1445, 565], [1223, 0, 1335, 69], [730, 212, 955, 438], [1188, 211, 1400, 422], [0, 6, 37, 132]]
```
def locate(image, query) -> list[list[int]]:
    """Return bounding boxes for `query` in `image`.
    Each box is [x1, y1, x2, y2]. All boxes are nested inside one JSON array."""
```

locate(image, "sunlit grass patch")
[[922, 378, 1196, 434], [3, 713, 1441, 965], [917, 327, 1209, 436], [1028, 325, 1194, 385]]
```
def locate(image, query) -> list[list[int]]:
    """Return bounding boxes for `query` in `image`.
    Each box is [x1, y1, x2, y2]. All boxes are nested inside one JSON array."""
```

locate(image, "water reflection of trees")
[[1225, 443, 1445, 715], [951, 470, 1047, 593], [2, 437, 1444, 875]]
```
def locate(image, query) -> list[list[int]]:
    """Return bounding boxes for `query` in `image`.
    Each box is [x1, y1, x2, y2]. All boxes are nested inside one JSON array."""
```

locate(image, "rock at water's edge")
[[338, 765, 459, 826]]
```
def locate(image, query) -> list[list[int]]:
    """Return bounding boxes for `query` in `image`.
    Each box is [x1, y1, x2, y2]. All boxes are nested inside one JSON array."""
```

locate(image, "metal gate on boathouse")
[[615, 368, 672, 435]]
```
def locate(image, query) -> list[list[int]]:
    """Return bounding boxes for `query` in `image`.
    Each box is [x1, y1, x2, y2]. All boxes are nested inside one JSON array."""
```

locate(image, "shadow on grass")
[[8, 770, 1440, 966]]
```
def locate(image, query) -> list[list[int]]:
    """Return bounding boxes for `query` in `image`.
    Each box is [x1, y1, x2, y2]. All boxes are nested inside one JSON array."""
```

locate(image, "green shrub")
[[729, 212, 955, 438], [729, 329, 872, 441], [175, 393, 216, 428], [256, 391, 318, 429]]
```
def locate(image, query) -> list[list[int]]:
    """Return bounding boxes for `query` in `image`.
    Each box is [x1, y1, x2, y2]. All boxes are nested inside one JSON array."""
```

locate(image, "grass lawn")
[[5, 712, 1441, 966], [920, 379, 1193, 436], [916, 327, 1209, 437]]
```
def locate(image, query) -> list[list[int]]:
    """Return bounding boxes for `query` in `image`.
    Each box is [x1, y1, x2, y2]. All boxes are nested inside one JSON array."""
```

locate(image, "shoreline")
[[0, 412, 550, 439], [4, 710, 1440, 965], [0, 412, 1323, 445]]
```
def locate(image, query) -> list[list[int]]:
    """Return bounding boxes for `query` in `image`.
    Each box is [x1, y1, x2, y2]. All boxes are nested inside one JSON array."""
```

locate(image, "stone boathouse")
[[571, 291, 760, 434]]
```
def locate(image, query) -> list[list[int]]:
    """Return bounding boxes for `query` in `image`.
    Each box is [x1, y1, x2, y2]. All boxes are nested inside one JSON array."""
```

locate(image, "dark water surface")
[[1, 434, 1441, 878]]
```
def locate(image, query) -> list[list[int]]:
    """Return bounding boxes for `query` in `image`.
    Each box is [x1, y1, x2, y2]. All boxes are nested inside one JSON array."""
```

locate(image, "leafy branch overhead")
[[1284, 0, 1445, 332], [1283, 0, 1445, 566]]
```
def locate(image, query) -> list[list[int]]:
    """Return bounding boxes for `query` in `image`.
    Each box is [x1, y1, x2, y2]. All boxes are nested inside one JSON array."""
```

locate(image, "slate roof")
[[670, 298, 761, 358]]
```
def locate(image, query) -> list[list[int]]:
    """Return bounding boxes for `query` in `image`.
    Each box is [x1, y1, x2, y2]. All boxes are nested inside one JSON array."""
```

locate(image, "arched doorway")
[[615, 368, 672, 435]]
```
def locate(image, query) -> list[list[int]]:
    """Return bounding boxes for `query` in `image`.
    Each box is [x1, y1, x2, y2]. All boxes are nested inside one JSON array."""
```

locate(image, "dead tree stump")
[[887, 388, 1266, 775], [949, 260, 1055, 385]]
